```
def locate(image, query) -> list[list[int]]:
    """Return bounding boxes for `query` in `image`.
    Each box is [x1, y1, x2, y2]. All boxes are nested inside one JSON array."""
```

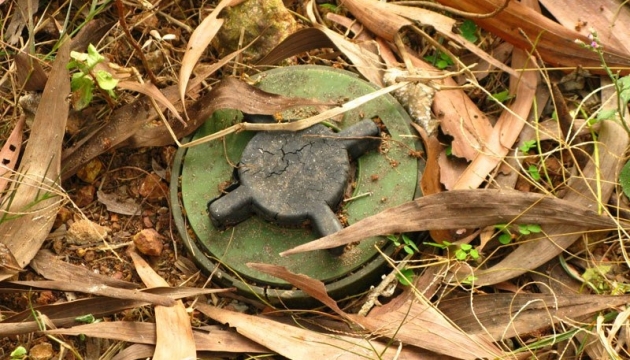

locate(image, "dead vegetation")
[[1, 0, 630, 359]]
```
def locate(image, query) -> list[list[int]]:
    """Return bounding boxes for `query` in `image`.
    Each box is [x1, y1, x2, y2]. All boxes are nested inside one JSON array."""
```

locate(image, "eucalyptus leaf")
[[619, 159, 630, 199]]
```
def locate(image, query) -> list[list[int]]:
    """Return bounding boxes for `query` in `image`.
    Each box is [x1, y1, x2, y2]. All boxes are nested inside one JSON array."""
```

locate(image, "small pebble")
[[133, 228, 164, 256]]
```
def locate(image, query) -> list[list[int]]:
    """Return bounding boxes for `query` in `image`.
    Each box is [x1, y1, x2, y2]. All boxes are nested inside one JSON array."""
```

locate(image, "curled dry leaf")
[[280, 189, 616, 256], [0, 39, 70, 276], [178, 0, 236, 103], [435, 0, 630, 73], [439, 293, 630, 341], [452, 48, 538, 189], [62, 77, 326, 179], [46, 322, 268, 354], [117, 81, 183, 124], [341, 0, 518, 76], [539, 0, 630, 55], [305, 1, 383, 86], [247, 263, 504, 359], [197, 303, 434, 360], [0, 115, 24, 196], [128, 250, 196, 360]]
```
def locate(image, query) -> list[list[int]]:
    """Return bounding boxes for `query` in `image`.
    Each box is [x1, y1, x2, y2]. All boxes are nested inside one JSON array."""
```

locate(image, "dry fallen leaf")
[[46, 322, 268, 354], [128, 250, 196, 360], [0, 286, 225, 337], [249, 263, 504, 359], [0, 115, 24, 197], [439, 293, 630, 341], [197, 303, 430, 360], [539, 0, 630, 55], [435, 0, 630, 72], [453, 48, 538, 189], [179, 0, 239, 105], [0, 38, 70, 276], [280, 189, 616, 255]]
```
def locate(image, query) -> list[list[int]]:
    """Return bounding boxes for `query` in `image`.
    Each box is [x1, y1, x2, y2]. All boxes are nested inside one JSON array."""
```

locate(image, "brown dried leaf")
[[349, 300, 504, 359], [435, 0, 630, 72], [0, 39, 70, 277], [179, 0, 245, 103], [439, 293, 630, 341], [196, 303, 427, 360], [14, 52, 48, 91], [257, 28, 336, 66], [117, 81, 183, 123], [411, 123, 453, 242], [30, 250, 138, 289], [0, 243, 21, 277], [342, 0, 517, 76], [0, 286, 227, 336], [246, 263, 347, 318], [453, 48, 538, 189], [128, 250, 196, 360], [406, 53, 493, 161], [280, 189, 616, 255], [539, 0, 630, 55], [8, 280, 174, 306], [305, 2, 383, 86], [0, 115, 24, 196], [96, 190, 141, 216], [249, 263, 504, 359], [46, 322, 268, 353]]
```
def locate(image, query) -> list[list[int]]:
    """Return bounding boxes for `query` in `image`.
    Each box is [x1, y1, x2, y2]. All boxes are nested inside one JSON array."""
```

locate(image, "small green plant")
[[527, 164, 541, 181], [396, 268, 415, 286], [67, 44, 118, 110], [10, 346, 27, 360], [424, 51, 453, 70], [461, 274, 478, 285], [75, 314, 100, 324], [519, 139, 538, 153], [490, 89, 513, 103], [387, 233, 419, 255], [445, 145, 453, 156], [424, 241, 479, 261], [620, 159, 630, 199], [495, 223, 542, 244], [319, 3, 341, 13], [458, 19, 478, 43]]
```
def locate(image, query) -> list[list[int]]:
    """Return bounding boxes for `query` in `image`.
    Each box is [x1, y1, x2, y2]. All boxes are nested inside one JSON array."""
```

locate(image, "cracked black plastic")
[[207, 119, 380, 254]]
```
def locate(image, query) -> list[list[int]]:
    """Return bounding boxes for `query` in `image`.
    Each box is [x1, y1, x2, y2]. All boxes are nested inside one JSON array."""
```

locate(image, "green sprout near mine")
[[458, 19, 478, 43], [424, 241, 479, 261], [319, 3, 341, 13], [10, 346, 27, 360], [387, 233, 419, 255], [519, 139, 538, 153], [490, 89, 514, 103], [424, 50, 453, 70], [495, 223, 542, 245], [396, 268, 415, 286], [67, 44, 118, 111], [386, 234, 418, 285]]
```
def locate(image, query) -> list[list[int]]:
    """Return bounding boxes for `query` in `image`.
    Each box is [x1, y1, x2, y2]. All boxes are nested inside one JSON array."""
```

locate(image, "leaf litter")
[[2, 0, 630, 358]]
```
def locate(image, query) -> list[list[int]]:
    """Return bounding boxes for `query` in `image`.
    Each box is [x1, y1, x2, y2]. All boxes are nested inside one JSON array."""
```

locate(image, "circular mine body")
[[239, 124, 348, 226]]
